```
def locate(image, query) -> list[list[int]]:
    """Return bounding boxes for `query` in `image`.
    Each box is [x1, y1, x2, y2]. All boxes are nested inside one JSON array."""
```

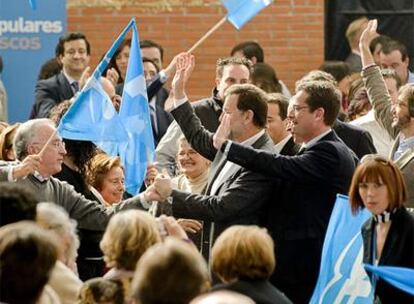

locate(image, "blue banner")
[[310, 194, 374, 304], [0, 0, 66, 122]]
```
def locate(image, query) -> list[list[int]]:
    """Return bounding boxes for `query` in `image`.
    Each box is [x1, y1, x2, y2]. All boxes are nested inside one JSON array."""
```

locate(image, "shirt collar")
[[240, 129, 265, 146], [274, 134, 292, 154], [62, 69, 77, 85], [33, 171, 49, 182], [302, 128, 332, 149]]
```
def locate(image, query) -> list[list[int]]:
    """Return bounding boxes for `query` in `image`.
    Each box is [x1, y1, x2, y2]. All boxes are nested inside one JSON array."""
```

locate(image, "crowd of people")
[[0, 17, 413, 304]]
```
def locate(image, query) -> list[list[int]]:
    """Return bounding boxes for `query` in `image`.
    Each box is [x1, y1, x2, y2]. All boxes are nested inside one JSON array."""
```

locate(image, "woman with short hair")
[[349, 155, 414, 303], [211, 225, 292, 304]]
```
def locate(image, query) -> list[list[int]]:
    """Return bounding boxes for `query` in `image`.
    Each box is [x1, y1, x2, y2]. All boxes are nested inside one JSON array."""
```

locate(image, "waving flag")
[[58, 19, 136, 154], [364, 264, 414, 296], [58, 78, 128, 144], [118, 21, 155, 195], [310, 194, 374, 304], [222, 0, 273, 29]]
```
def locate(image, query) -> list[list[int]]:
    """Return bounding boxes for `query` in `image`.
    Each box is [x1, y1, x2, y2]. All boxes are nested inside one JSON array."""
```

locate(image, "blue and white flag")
[[222, 0, 273, 29], [118, 21, 155, 195], [58, 78, 128, 145], [364, 264, 414, 296], [58, 19, 135, 154], [310, 194, 374, 304]]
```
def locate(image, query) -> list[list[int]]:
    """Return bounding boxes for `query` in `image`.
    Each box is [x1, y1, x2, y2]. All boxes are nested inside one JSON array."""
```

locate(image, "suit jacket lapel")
[[205, 151, 228, 194]]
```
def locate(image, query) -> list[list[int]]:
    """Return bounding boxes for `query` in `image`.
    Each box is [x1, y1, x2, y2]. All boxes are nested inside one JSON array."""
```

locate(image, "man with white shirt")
[[151, 55, 275, 257], [380, 39, 414, 85], [351, 68, 401, 157], [31, 32, 91, 118], [266, 93, 299, 155]]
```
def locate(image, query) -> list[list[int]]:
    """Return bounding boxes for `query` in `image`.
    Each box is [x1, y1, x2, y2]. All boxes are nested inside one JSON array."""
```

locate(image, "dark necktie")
[[149, 104, 158, 136], [71, 81, 79, 93]]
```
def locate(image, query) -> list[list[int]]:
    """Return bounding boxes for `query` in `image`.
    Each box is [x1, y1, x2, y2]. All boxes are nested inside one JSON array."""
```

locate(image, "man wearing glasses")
[[213, 80, 357, 304], [31, 32, 91, 119]]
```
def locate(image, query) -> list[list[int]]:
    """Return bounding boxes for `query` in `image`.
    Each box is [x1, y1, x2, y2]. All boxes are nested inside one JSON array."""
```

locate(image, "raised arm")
[[359, 19, 397, 138]]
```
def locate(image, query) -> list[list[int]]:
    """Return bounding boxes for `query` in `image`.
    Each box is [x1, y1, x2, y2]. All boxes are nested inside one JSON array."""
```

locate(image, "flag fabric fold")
[[118, 22, 155, 195], [58, 18, 154, 194], [310, 194, 374, 304], [222, 0, 273, 29], [364, 264, 414, 296]]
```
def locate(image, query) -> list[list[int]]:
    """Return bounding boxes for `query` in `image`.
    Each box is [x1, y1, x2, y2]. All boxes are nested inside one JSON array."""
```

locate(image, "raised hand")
[[359, 19, 378, 51], [144, 163, 159, 186], [213, 113, 231, 150], [105, 68, 120, 87], [171, 53, 194, 100], [359, 19, 378, 67]]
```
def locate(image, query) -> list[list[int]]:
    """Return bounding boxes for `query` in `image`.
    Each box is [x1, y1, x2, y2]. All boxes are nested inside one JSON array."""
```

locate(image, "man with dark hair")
[[140, 39, 164, 69], [155, 56, 252, 175], [266, 93, 300, 155], [369, 34, 392, 65], [380, 39, 414, 85], [231, 41, 264, 64], [213, 80, 356, 304], [31, 32, 91, 118], [0, 182, 38, 226], [151, 55, 275, 257]]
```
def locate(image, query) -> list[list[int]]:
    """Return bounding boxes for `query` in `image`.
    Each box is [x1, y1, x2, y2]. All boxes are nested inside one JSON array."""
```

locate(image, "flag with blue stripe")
[[222, 0, 273, 29], [310, 194, 374, 304], [118, 21, 155, 195]]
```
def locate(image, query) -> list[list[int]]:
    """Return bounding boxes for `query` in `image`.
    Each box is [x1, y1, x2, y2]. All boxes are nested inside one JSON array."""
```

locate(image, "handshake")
[[144, 171, 173, 203]]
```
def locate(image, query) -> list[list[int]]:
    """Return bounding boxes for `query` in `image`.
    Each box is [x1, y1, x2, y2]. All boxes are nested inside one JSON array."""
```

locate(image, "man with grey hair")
[[1, 118, 147, 232]]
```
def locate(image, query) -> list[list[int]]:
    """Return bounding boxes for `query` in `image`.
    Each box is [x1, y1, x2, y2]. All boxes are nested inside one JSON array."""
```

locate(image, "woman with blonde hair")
[[100, 210, 161, 300], [0, 123, 20, 160], [349, 155, 414, 303], [87, 153, 125, 206], [211, 225, 292, 304]]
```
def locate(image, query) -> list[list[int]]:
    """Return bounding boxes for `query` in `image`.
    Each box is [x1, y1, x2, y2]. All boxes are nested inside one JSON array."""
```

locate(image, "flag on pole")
[[222, 0, 273, 29], [364, 264, 414, 296], [118, 21, 155, 195], [310, 194, 374, 304], [58, 19, 136, 153]]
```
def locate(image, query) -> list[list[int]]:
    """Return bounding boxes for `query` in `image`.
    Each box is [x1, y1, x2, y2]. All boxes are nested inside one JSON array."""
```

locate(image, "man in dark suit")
[[266, 93, 300, 155], [213, 80, 357, 304], [149, 57, 274, 257], [31, 32, 91, 118]]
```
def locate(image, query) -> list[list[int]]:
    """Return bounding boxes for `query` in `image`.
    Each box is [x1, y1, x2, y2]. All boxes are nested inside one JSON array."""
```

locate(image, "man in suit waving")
[[213, 79, 357, 303], [149, 54, 275, 259]]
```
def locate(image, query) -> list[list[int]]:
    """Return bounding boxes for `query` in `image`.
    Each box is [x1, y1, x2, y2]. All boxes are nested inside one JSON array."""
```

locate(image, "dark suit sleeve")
[[171, 101, 217, 161], [171, 169, 272, 222], [227, 141, 342, 184], [355, 130, 377, 158], [34, 80, 60, 118]]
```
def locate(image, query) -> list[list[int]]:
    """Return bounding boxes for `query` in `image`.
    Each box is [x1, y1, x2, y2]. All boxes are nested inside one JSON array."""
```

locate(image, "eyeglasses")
[[292, 105, 309, 113], [360, 154, 389, 165], [32, 139, 65, 150]]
